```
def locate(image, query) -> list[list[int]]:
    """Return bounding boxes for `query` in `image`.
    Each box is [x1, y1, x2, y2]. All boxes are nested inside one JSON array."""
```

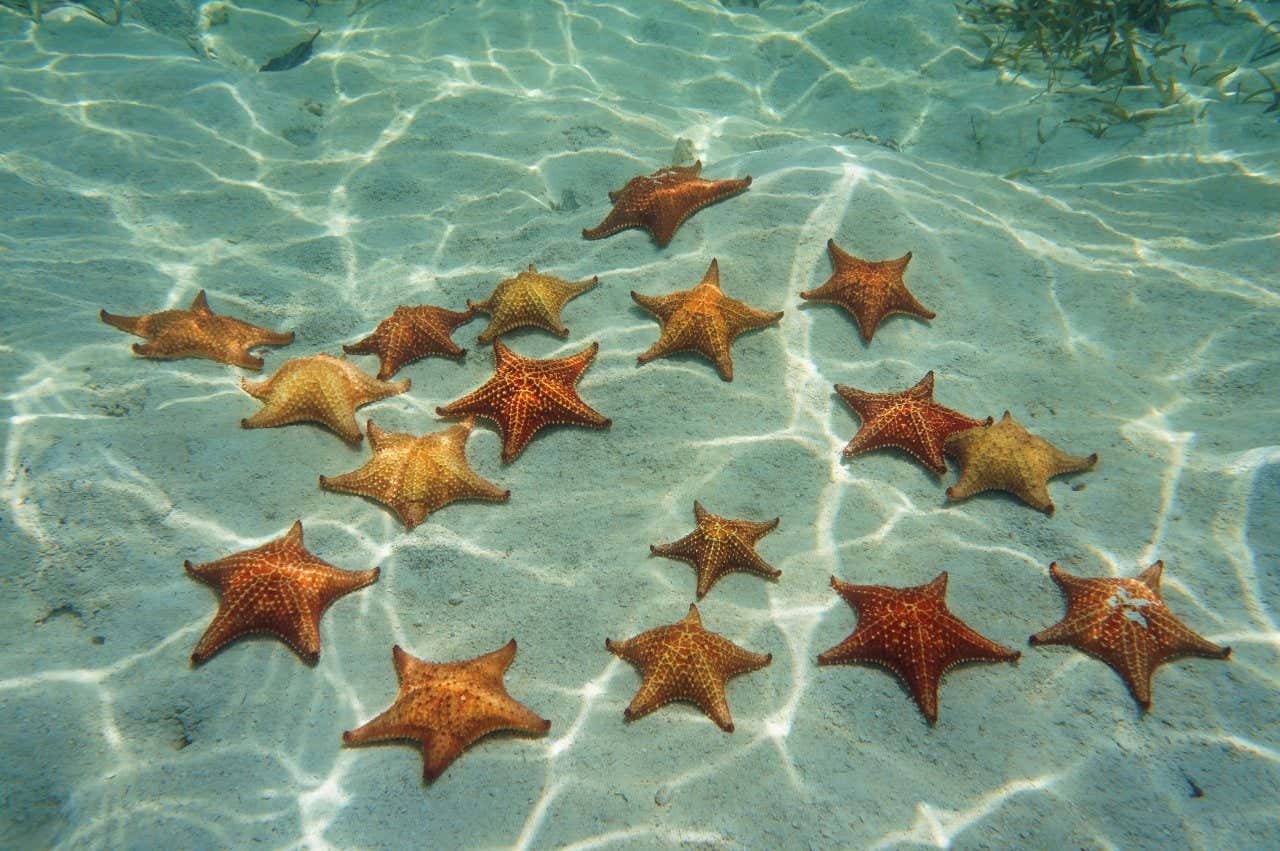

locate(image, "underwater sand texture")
[[1, 1, 1277, 848]]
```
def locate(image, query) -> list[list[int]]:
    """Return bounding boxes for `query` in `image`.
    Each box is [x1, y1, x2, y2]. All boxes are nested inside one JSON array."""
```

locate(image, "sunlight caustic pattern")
[[1, 0, 1277, 849]]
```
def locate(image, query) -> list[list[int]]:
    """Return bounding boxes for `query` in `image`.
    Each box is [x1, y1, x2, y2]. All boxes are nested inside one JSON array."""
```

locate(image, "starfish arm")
[[223, 346, 267, 371], [99, 309, 144, 336], [631, 289, 685, 323], [345, 370, 411, 405], [1146, 607, 1231, 661], [248, 326, 295, 348], [320, 456, 404, 501], [1051, 446, 1099, 476], [342, 330, 382, 356], [583, 206, 646, 242], [468, 638, 520, 681], [238, 374, 275, 401], [722, 298, 784, 337], [649, 531, 705, 565]]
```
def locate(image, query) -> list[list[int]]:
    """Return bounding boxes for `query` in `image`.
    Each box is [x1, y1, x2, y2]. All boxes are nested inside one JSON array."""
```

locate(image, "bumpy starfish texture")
[[606, 604, 771, 732], [800, 239, 935, 342], [436, 339, 611, 463], [817, 573, 1020, 724], [945, 411, 1097, 515], [835, 371, 990, 475], [100, 290, 294, 370], [651, 500, 781, 599], [468, 265, 598, 343], [631, 258, 782, 381], [1030, 562, 1230, 710], [582, 160, 751, 247], [343, 640, 551, 783], [185, 520, 379, 665], [319, 418, 509, 529], [343, 304, 475, 380], [240, 353, 409, 445]]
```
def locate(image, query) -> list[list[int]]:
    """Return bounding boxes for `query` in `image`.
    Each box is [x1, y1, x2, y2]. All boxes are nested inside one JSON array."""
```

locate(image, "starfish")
[[944, 411, 1097, 515], [631, 258, 782, 381], [1030, 561, 1230, 710], [582, 160, 751, 247], [240, 353, 409, 445], [606, 604, 772, 732], [436, 339, 611, 463], [835, 371, 989, 476], [343, 640, 551, 783], [319, 418, 509, 529], [100, 290, 294, 370], [342, 304, 475, 380], [799, 239, 935, 342], [817, 573, 1020, 724], [468, 265, 598, 343], [650, 500, 781, 599], [185, 520, 379, 665]]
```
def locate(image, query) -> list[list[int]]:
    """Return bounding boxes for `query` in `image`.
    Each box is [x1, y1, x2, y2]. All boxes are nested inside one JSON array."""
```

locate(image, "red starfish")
[[185, 521, 379, 665], [800, 239, 934, 342], [1030, 561, 1230, 710], [817, 573, 1020, 723], [343, 304, 475, 380], [436, 339, 611, 462], [582, 160, 751, 247], [835, 370, 990, 475]]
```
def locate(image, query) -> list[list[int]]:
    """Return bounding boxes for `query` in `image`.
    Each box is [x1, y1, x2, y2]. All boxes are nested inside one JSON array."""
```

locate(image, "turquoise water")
[[2, 1, 1277, 848]]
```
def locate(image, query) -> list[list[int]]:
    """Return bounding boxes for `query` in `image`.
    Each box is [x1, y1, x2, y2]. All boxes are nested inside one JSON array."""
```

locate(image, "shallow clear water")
[[2, 1, 1277, 848]]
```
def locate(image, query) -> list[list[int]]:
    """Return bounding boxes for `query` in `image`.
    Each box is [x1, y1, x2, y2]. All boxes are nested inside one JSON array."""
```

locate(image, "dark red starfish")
[[835, 370, 989, 475], [817, 573, 1020, 723], [343, 304, 475, 380], [436, 339, 611, 462]]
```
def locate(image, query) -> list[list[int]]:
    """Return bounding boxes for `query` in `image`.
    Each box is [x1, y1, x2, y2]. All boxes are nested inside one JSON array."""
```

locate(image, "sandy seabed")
[[1, 1, 1277, 848]]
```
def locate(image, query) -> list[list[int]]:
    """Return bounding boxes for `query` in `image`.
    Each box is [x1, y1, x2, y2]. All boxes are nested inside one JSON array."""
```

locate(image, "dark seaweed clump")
[[957, 0, 1280, 135]]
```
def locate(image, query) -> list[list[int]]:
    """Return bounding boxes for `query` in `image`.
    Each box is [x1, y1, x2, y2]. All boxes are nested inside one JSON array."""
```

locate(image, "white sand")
[[1, 0, 1277, 848]]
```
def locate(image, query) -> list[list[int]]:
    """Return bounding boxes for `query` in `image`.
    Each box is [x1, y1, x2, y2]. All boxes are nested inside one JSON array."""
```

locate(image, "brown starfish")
[[631, 258, 783, 381], [319, 418, 509, 529], [342, 304, 475, 380], [240, 353, 409, 445], [582, 160, 751, 247], [945, 411, 1097, 515], [436, 339, 611, 463], [817, 573, 1020, 724], [1030, 561, 1230, 710], [800, 239, 934, 342], [650, 500, 781, 599], [835, 371, 990, 475], [185, 520, 379, 665], [343, 640, 551, 783], [606, 604, 771, 732], [468, 265, 598, 343], [100, 290, 293, 370]]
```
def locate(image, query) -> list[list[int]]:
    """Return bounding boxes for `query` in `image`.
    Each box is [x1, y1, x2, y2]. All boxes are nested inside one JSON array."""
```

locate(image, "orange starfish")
[[582, 160, 751, 247], [319, 418, 509, 529], [800, 239, 935, 342], [1031, 561, 1230, 710], [240, 353, 409, 445], [436, 339, 611, 463], [185, 520, 379, 665], [606, 603, 771, 732], [631, 258, 783, 381], [342, 304, 475, 380], [100, 290, 293, 370], [650, 500, 780, 599], [817, 573, 1020, 724], [945, 411, 1098, 515], [468, 265, 598, 343], [343, 640, 551, 783], [835, 370, 989, 475]]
